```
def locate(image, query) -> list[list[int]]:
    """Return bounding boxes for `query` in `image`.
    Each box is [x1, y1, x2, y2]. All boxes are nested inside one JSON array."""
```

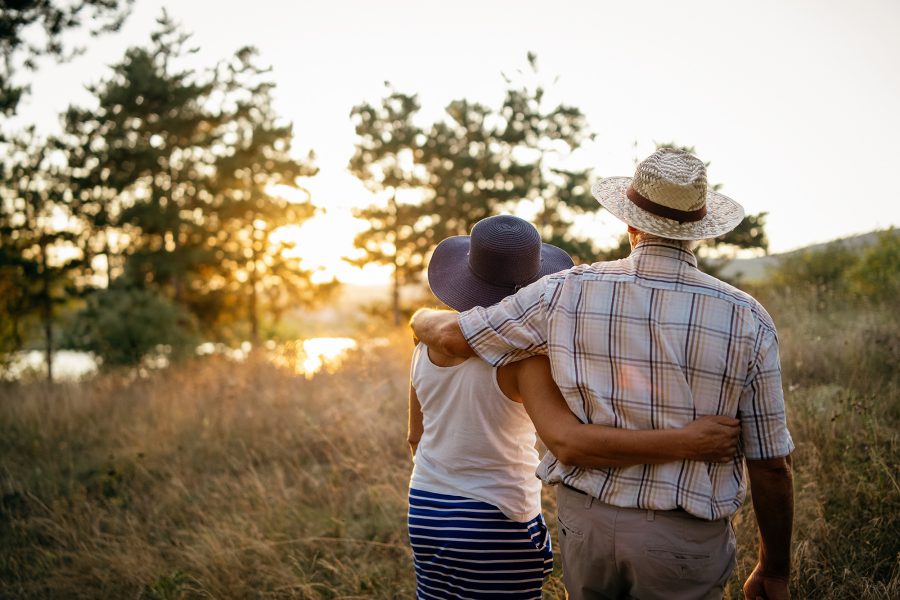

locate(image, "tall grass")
[[1, 298, 898, 598], [1, 334, 415, 598]]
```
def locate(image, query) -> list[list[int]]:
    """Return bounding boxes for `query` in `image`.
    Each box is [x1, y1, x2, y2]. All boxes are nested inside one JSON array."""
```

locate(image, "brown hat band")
[[626, 186, 707, 223]]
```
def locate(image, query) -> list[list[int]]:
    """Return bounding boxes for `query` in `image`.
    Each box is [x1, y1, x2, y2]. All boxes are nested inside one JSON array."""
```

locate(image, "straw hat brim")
[[427, 236, 574, 312], [591, 177, 745, 241]]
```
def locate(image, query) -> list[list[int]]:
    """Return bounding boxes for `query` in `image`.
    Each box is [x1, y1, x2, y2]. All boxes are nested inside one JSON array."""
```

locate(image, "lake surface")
[[6, 337, 363, 381]]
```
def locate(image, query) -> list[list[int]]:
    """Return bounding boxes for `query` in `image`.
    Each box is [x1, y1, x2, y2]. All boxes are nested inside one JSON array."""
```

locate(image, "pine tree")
[[420, 54, 597, 261], [0, 0, 134, 115], [348, 87, 430, 324], [62, 13, 223, 324], [491, 53, 596, 260], [212, 47, 332, 342]]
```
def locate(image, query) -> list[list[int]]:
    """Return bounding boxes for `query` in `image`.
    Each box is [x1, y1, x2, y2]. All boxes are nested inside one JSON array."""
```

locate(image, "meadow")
[[1, 293, 898, 599]]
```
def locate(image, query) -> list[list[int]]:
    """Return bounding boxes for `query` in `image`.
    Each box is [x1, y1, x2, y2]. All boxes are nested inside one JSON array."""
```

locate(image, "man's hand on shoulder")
[[409, 308, 475, 358]]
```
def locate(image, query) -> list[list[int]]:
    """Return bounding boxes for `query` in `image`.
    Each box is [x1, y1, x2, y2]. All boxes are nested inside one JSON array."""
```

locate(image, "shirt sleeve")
[[738, 324, 795, 460], [457, 277, 552, 367]]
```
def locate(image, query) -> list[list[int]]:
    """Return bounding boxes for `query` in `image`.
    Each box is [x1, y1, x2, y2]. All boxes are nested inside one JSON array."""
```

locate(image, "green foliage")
[[3, 15, 336, 373], [65, 284, 197, 367], [846, 228, 900, 302], [0, 0, 134, 115], [757, 229, 898, 317], [62, 13, 223, 317], [766, 242, 860, 310]]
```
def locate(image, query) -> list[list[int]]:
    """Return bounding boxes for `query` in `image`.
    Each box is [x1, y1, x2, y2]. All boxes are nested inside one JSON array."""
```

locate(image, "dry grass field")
[[1, 298, 898, 599]]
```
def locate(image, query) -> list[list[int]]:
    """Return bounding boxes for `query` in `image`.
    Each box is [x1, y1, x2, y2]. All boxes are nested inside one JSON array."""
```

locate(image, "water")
[[299, 337, 358, 376], [5, 350, 99, 380], [5, 337, 362, 381]]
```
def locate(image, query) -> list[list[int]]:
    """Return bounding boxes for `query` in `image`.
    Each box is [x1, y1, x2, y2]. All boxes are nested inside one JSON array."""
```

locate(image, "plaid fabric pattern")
[[458, 240, 794, 521]]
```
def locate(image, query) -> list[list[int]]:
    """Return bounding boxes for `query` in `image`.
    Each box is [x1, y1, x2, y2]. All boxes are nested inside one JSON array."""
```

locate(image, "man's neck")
[[629, 233, 692, 251]]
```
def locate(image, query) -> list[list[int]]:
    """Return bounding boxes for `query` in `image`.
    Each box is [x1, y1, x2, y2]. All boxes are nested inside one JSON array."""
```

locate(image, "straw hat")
[[591, 148, 745, 240], [427, 215, 574, 311]]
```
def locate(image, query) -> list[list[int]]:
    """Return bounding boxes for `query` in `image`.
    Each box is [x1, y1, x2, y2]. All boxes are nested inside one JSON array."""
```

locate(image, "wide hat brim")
[[591, 177, 745, 240], [427, 236, 574, 312]]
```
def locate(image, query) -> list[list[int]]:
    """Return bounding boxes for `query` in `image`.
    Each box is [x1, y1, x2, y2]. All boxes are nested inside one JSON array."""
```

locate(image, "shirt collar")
[[630, 239, 698, 268]]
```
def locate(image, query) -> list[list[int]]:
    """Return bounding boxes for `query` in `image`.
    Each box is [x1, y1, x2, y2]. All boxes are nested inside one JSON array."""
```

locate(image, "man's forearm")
[[747, 456, 794, 578], [517, 355, 740, 467], [548, 425, 696, 468], [409, 309, 475, 358]]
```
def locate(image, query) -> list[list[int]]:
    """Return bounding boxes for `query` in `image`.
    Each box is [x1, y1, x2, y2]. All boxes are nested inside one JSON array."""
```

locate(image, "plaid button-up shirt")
[[458, 239, 794, 520]]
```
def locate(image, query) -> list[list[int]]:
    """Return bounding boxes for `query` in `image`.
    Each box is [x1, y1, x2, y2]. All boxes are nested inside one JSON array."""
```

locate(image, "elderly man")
[[411, 148, 794, 600]]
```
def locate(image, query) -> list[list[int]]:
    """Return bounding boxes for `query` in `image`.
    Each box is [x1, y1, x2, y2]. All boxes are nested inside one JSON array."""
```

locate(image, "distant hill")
[[716, 230, 896, 283]]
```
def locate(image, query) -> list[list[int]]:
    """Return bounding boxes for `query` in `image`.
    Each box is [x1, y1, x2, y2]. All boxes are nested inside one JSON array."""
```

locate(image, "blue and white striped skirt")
[[408, 488, 553, 599]]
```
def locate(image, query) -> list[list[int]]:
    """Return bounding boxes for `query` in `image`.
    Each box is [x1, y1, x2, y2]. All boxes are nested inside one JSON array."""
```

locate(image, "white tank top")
[[409, 343, 542, 522]]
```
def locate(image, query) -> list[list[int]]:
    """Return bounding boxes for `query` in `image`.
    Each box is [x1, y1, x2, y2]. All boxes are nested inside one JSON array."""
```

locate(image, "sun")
[[265, 154, 407, 286], [267, 183, 392, 286]]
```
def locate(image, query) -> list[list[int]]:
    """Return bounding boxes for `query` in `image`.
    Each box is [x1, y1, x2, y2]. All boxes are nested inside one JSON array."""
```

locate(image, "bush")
[[766, 243, 859, 309], [847, 228, 900, 303], [66, 285, 197, 367], [762, 229, 899, 311]]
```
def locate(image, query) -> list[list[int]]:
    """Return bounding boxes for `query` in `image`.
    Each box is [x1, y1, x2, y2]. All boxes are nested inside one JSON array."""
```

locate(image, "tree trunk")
[[103, 238, 111, 289], [39, 241, 54, 383], [392, 254, 401, 327], [249, 250, 259, 345], [389, 192, 401, 326]]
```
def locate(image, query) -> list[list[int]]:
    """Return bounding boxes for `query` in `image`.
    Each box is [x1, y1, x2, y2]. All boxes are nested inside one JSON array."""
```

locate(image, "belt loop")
[[646, 509, 655, 522], [584, 494, 594, 509]]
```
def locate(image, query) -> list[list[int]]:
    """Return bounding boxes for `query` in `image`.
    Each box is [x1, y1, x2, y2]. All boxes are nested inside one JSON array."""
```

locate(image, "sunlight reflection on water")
[[7, 337, 362, 380], [6, 350, 98, 380], [299, 337, 358, 377], [267, 337, 360, 378]]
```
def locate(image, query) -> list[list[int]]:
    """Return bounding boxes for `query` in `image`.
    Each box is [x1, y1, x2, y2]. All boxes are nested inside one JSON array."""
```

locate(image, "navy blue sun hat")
[[427, 215, 575, 312]]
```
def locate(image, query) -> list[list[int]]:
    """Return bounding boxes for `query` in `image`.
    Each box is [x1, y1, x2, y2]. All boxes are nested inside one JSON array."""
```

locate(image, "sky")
[[9, 0, 900, 283]]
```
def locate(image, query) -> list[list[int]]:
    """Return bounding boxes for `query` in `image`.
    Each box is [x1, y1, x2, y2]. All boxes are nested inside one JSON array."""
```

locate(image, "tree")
[[768, 242, 859, 310], [491, 53, 596, 260], [212, 47, 334, 342], [348, 87, 430, 325], [348, 56, 600, 320], [420, 53, 597, 261], [65, 282, 197, 367], [63, 16, 334, 339], [0, 129, 82, 381], [0, 0, 134, 115], [846, 229, 899, 304], [61, 13, 224, 325]]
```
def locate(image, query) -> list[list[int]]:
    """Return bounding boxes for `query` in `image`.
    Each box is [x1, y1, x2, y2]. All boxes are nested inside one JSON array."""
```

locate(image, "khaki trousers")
[[556, 485, 736, 600]]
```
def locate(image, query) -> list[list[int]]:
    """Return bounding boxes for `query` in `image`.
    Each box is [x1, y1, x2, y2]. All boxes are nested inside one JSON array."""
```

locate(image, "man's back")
[[460, 239, 794, 520]]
